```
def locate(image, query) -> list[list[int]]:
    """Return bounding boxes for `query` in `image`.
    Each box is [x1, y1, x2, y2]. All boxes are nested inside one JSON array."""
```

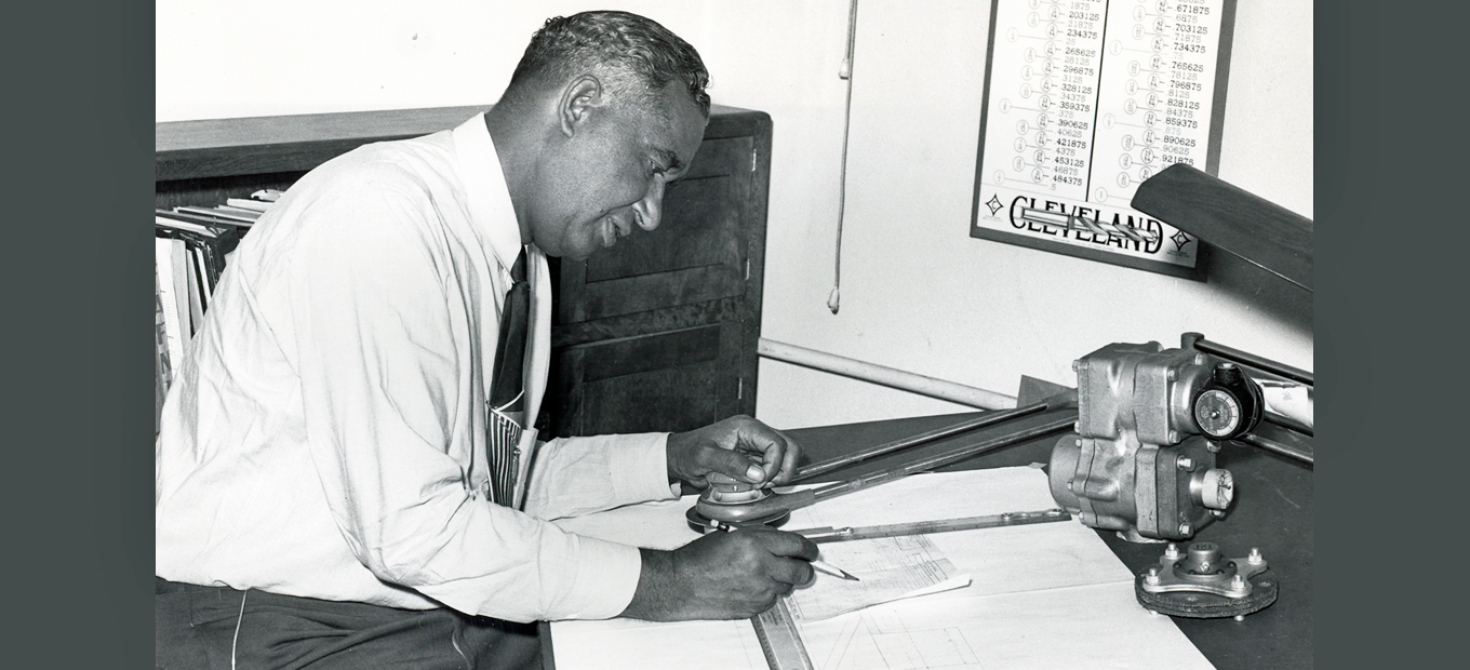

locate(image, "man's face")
[[529, 83, 707, 261]]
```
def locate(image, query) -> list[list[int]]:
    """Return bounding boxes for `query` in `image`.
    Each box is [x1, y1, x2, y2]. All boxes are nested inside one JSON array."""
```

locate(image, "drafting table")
[[540, 408, 1313, 670]]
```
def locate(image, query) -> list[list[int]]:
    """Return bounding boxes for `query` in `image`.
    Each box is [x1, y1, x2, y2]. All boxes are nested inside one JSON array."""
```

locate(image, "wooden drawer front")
[[547, 323, 742, 436], [562, 136, 753, 324]]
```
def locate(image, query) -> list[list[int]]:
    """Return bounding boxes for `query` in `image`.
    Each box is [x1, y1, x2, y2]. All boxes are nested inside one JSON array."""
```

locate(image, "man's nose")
[[632, 176, 665, 231]]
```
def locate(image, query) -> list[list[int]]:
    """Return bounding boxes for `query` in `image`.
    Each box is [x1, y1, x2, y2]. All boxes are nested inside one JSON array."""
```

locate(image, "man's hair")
[[509, 11, 711, 117]]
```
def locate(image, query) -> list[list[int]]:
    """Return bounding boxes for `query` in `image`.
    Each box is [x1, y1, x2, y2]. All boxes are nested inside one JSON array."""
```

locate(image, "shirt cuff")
[[553, 535, 644, 620], [610, 432, 681, 503]]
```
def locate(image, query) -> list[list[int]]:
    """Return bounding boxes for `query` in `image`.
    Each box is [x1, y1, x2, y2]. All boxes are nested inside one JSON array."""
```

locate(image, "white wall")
[[158, 0, 1313, 430]]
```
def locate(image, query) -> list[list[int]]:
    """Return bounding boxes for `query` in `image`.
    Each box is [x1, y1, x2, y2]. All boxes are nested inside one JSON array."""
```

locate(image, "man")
[[156, 11, 817, 669]]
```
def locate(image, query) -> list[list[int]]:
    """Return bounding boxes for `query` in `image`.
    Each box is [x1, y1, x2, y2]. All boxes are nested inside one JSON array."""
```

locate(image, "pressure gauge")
[[1191, 362, 1263, 440], [1194, 389, 1243, 438]]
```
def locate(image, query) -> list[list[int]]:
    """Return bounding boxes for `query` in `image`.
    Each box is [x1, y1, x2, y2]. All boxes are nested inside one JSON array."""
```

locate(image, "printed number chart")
[[969, 0, 1236, 277]]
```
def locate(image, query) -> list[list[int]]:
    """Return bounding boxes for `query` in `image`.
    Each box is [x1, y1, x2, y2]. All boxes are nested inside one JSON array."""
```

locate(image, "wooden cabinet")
[[155, 104, 771, 438], [548, 112, 770, 436]]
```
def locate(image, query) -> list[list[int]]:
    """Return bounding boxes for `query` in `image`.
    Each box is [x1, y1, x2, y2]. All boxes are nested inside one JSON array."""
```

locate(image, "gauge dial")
[[1194, 388, 1241, 438]]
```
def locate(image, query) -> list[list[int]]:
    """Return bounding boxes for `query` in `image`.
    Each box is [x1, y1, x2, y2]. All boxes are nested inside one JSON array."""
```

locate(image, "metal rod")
[[1239, 433, 1314, 465], [1184, 333, 1314, 386], [808, 414, 1077, 503], [757, 338, 1017, 410], [1263, 411, 1313, 437], [793, 508, 1072, 543], [794, 402, 1050, 482]]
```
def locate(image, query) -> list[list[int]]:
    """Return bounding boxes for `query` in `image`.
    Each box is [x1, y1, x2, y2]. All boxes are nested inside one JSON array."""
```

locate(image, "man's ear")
[[558, 75, 603, 138]]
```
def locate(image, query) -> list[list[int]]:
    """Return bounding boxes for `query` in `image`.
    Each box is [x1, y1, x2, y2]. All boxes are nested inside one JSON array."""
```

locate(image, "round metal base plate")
[[1135, 574, 1279, 618], [685, 506, 791, 533]]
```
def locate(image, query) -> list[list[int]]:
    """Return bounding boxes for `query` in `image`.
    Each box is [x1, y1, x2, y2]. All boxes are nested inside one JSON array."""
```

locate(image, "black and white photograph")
[[149, 2, 1316, 668]]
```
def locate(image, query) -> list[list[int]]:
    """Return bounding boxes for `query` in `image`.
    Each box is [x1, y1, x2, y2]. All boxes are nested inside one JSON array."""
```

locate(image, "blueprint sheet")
[[788, 533, 970, 622], [550, 466, 1215, 670]]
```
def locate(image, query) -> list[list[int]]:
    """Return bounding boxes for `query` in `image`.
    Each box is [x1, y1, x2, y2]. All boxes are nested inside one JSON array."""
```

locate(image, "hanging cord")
[[231, 590, 248, 670], [829, 0, 860, 315]]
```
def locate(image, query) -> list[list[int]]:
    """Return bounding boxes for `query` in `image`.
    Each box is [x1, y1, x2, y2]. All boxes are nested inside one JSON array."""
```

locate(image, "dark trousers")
[[156, 579, 541, 670]]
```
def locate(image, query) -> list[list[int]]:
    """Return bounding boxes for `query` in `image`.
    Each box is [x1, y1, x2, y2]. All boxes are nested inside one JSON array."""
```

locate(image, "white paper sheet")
[[798, 581, 1214, 670], [550, 467, 1215, 670], [789, 534, 970, 621]]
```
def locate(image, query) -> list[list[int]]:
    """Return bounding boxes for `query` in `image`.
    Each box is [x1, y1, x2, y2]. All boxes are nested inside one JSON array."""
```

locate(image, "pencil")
[[811, 559, 859, 581], [718, 524, 859, 580]]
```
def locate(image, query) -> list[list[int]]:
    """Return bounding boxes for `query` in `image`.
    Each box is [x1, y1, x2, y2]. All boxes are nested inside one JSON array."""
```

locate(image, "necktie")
[[487, 249, 529, 507]]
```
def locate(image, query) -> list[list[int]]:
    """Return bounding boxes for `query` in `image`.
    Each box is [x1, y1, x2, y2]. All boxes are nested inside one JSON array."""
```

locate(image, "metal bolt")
[[1168, 430, 1180, 444], [1146, 567, 1161, 584], [1178, 522, 1192, 536], [1230, 574, 1246, 590], [1177, 455, 1195, 470], [1248, 548, 1264, 564], [1206, 440, 1222, 453], [1165, 543, 1181, 559]]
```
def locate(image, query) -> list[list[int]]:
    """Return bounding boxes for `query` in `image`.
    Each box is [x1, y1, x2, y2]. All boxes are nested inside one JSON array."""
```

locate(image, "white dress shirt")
[[156, 113, 679, 623]]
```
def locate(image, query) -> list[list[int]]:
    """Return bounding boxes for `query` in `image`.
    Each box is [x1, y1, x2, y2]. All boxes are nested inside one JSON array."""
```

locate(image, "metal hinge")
[[751, 149, 757, 172]]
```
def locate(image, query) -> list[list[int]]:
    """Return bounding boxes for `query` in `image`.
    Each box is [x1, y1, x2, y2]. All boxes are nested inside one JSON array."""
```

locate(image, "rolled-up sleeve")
[[281, 175, 644, 622]]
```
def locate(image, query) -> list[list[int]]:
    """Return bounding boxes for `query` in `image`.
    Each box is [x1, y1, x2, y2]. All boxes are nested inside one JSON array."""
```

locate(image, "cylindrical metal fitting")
[[1195, 469, 1235, 510], [1186, 542, 1221, 574]]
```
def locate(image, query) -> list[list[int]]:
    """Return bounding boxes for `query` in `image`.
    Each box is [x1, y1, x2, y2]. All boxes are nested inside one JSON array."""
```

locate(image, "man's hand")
[[666, 415, 802, 489], [620, 528, 818, 620]]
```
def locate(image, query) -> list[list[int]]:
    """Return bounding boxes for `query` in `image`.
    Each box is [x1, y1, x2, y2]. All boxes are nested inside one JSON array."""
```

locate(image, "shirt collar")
[[451, 112, 524, 273]]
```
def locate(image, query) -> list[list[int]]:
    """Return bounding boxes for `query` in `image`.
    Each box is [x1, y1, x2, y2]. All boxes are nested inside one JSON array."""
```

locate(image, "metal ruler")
[[750, 508, 1072, 670], [751, 596, 814, 670]]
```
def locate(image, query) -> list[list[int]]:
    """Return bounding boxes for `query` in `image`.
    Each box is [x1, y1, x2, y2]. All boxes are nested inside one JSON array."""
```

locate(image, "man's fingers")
[[659, 529, 823, 620], [669, 416, 804, 487], [752, 433, 783, 480], [767, 556, 816, 586], [699, 444, 766, 484], [761, 440, 784, 484], [734, 423, 797, 485], [742, 528, 820, 562], [773, 435, 802, 484], [751, 532, 816, 589]]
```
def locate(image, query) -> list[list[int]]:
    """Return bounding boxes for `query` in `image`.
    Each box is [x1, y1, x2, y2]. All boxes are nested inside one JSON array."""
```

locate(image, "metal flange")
[[687, 473, 793, 532], [1135, 541, 1279, 618], [685, 505, 791, 533]]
